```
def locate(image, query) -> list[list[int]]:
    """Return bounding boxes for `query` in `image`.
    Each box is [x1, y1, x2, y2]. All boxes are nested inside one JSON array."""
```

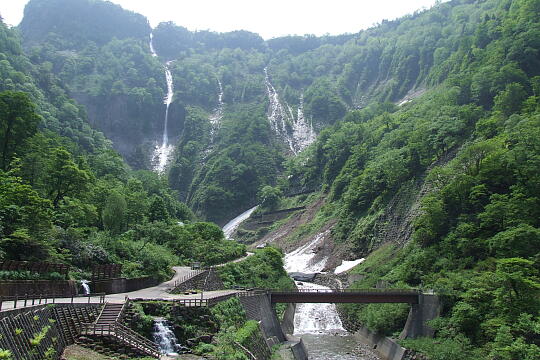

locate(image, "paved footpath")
[[0, 255, 256, 311]]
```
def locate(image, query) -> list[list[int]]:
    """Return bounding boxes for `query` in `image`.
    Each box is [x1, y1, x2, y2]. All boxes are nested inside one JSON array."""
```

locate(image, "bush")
[[211, 298, 246, 330], [0, 350, 12, 360], [217, 247, 294, 290]]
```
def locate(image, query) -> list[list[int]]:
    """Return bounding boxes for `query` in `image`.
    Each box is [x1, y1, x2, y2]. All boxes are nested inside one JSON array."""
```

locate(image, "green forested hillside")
[[0, 19, 245, 280], [18, 0, 539, 225], [2, 0, 539, 357], [274, 0, 539, 358]]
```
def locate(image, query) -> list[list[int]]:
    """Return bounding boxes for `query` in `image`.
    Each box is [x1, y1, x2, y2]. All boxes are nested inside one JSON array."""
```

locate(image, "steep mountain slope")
[[20, 0, 524, 223], [0, 18, 245, 281], [3, 0, 540, 358], [245, 0, 539, 358]]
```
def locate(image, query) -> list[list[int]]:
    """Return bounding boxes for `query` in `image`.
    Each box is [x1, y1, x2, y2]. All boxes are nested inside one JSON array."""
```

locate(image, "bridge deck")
[[268, 289, 420, 304]]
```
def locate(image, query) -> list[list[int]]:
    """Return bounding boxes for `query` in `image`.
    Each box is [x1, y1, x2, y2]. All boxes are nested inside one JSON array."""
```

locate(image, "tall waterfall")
[[149, 33, 175, 173], [292, 95, 316, 152], [264, 68, 316, 155], [209, 78, 224, 142]]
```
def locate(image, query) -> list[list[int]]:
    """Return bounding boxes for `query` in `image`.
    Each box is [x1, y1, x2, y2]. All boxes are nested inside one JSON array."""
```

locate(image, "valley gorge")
[[1, 0, 539, 359]]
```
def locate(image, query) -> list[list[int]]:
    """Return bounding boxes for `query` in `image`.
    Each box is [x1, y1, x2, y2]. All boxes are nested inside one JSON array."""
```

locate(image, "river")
[[222, 210, 379, 359], [283, 231, 380, 360]]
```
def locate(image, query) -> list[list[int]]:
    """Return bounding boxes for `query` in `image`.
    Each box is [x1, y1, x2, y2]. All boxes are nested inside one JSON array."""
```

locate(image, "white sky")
[[1, 0, 443, 39]]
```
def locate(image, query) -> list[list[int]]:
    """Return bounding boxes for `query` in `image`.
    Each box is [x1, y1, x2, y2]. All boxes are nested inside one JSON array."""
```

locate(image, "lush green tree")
[[102, 190, 127, 234], [45, 148, 92, 207], [148, 196, 169, 222], [258, 185, 282, 210], [0, 91, 41, 170], [0, 171, 53, 260]]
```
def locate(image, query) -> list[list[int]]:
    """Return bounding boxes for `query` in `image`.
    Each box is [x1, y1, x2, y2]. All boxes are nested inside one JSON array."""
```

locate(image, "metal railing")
[[0, 292, 106, 311], [266, 288, 421, 294], [173, 298, 208, 307], [172, 269, 205, 288], [80, 322, 160, 358]]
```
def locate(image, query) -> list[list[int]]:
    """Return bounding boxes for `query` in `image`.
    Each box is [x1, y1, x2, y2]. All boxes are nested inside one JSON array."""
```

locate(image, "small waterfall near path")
[[149, 33, 175, 173], [152, 318, 183, 356], [80, 280, 90, 295]]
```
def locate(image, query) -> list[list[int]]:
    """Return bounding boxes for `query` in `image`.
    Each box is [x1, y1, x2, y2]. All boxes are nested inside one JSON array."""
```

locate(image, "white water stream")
[[150, 33, 175, 173], [284, 231, 375, 359], [209, 78, 224, 142], [152, 318, 181, 355], [80, 280, 90, 295], [283, 230, 345, 335], [222, 205, 259, 239], [264, 68, 316, 155]]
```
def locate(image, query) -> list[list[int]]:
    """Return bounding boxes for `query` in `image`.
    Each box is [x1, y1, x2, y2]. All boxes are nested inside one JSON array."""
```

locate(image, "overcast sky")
[[1, 0, 444, 39]]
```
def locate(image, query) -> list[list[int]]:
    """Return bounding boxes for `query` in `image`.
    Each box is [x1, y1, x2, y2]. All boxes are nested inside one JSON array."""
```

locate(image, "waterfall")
[[264, 67, 295, 153], [149, 33, 175, 173], [264, 68, 316, 154], [292, 95, 316, 152], [152, 318, 181, 355], [294, 282, 346, 334], [209, 78, 224, 142], [80, 280, 90, 295], [283, 230, 346, 335], [222, 205, 259, 239]]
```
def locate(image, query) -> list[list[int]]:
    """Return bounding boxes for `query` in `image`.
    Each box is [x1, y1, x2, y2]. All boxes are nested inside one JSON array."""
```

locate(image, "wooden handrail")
[[116, 298, 130, 323], [81, 322, 160, 358]]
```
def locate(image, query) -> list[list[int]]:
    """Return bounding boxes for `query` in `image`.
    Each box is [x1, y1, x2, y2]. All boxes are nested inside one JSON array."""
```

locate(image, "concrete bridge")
[[240, 288, 439, 340]]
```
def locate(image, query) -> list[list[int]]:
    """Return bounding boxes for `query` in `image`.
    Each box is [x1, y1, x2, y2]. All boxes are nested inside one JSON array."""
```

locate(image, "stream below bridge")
[[222, 209, 380, 359], [283, 233, 380, 359]]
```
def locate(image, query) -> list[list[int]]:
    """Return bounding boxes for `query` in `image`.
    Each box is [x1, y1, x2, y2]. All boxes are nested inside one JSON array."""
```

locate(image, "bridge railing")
[[234, 288, 421, 295], [267, 288, 421, 294], [0, 293, 106, 311]]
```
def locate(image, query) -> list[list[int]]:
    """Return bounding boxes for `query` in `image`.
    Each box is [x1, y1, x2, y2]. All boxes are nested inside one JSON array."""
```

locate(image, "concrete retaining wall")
[[286, 335, 309, 360], [172, 269, 224, 293], [400, 294, 441, 339], [0, 280, 78, 297], [238, 294, 285, 343], [91, 276, 159, 294], [281, 303, 296, 334], [354, 327, 407, 360]]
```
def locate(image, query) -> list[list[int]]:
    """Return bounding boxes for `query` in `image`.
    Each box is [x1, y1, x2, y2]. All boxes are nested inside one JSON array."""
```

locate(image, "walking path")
[[0, 253, 255, 311]]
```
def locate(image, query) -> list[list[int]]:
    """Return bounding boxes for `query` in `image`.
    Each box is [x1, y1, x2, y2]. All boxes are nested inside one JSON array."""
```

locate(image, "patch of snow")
[[334, 258, 365, 274]]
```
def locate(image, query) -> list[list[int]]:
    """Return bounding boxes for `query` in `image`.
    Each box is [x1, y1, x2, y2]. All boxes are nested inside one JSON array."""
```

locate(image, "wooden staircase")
[[80, 301, 161, 358], [96, 303, 124, 325]]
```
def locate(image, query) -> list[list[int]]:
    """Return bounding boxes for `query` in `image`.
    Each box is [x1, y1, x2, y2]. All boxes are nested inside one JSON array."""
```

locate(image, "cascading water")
[[209, 78, 224, 142], [284, 231, 377, 359], [152, 318, 182, 355], [222, 205, 259, 239], [80, 280, 90, 295], [292, 95, 316, 152], [264, 67, 294, 152], [149, 33, 175, 173], [264, 68, 316, 155]]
